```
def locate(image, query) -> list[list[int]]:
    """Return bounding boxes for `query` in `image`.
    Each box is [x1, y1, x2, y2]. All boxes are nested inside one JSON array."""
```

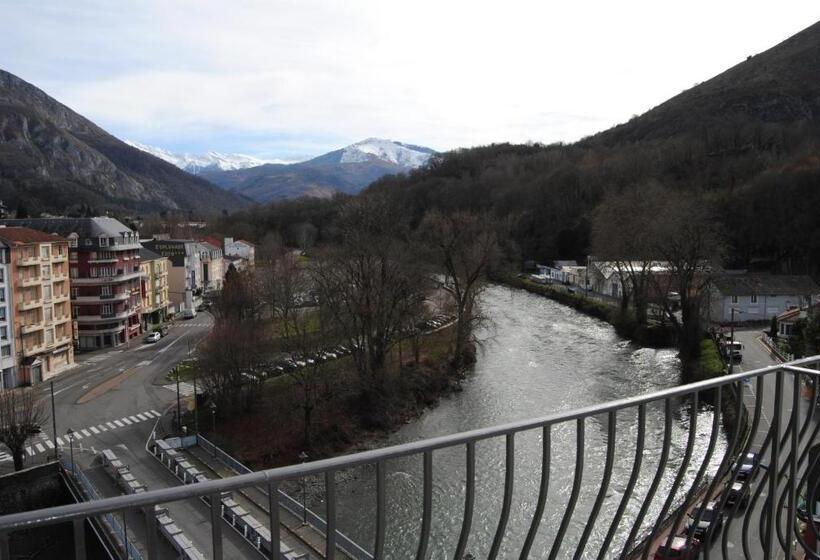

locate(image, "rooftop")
[[0, 217, 137, 239], [139, 247, 164, 262], [0, 226, 66, 245], [712, 274, 820, 296]]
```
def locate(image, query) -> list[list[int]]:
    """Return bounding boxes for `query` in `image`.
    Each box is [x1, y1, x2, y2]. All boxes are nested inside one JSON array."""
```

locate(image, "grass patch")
[[693, 338, 724, 383]]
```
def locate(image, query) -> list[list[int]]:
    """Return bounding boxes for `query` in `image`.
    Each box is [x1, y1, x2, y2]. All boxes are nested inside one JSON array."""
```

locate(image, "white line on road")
[[128, 415, 139, 423], [90, 426, 100, 434], [73, 432, 83, 440], [121, 417, 133, 425], [107, 422, 117, 429], [26, 447, 34, 456], [46, 441, 55, 449], [98, 424, 108, 432], [136, 413, 148, 421], [81, 429, 92, 437], [157, 335, 185, 354], [113, 420, 124, 427], [150, 410, 161, 417], [35, 443, 45, 453], [56, 437, 64, 446]]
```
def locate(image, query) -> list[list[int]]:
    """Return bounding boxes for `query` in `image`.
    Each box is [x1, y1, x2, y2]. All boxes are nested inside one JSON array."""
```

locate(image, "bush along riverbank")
[[493, 272, 676, 348]]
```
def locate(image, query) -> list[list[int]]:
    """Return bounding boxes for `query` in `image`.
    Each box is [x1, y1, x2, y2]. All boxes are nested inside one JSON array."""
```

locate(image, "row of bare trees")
[[591, 184, 724, 365], [197, 193, 500, 448]]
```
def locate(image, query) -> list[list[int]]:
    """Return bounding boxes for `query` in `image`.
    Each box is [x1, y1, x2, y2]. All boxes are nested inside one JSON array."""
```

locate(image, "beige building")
[[0, 227, 74, 385], [140, 248, 170, 329]]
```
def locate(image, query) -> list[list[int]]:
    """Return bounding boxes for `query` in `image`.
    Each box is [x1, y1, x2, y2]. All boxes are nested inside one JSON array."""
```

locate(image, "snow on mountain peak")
[[339, 138, 433, 168], [126, 141, 269, 173]]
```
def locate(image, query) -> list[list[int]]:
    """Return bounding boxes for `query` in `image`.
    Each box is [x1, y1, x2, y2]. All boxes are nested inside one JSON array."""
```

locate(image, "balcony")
[[16, 255, 38, 266], [70, 270, 143, 285], [18, 275, 41, 287], [2, 356, 819, 560], [76, 309, 137, 323], [51, 254, 67, 263], [21, 323, 43, 334], [18, 299, 42, 311], [73, 292, 130, 303]]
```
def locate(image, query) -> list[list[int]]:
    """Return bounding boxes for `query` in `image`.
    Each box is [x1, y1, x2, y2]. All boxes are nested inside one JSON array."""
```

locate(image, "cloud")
[[2, 0, 819, 158]]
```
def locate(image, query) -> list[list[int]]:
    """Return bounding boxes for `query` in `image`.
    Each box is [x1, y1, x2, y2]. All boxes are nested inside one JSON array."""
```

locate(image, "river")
[[312, 284, 727, 559]]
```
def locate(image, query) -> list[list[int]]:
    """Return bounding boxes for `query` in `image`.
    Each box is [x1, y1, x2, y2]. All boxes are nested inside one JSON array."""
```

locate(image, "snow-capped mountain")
[[338, 138, 434, 168], [125, 141, 270, 173], [201, 138, 436, 203]]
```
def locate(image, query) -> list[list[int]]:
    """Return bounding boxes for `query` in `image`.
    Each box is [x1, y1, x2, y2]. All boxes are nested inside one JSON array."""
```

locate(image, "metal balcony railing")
[[2, 356, 820, 560]]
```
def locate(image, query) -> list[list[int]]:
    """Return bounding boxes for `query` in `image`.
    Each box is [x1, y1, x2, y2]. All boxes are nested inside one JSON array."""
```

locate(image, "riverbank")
[[202, 324, 463, 468], [493, 271, 676, 347]]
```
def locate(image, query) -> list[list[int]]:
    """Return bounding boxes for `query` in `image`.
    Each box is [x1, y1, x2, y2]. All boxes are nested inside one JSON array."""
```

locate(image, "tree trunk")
[[303, 405, 313, 449], [13, 447, 24, 471]]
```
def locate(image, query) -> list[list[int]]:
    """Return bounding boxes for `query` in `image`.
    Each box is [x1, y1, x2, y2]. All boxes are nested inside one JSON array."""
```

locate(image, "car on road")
[[182, 308, 197, 319], [734, 451, 760, 482], [158, 325, 169, 336], [725, 481, 750, 510], [685, 501, 723, 541], [144, 332, 161, 343], [653, 535, 701, 559]]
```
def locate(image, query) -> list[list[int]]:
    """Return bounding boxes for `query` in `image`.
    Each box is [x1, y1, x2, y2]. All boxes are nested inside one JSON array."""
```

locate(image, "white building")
[[224, 238, 255, 264], [709, 274, 820, 323]]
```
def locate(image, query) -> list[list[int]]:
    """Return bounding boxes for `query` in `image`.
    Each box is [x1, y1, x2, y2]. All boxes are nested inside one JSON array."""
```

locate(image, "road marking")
[[136, 413, 148, 421], [56, 437, 64, 446], [26, 447, 34, 456], [73, 432, 83, 440], [45, 440, 55, 449], [81, 429, 92, 437], [107, 422, 117, 429], [150, 410, 161, 417], [113, 420, 124, 427], [137, 360, 152, 366], [98, 424, 108, 432], [35, 443, 45, 453], [121, 417, 133, 425], [128, 415, 139, 423], [90, 426, 100, 434]]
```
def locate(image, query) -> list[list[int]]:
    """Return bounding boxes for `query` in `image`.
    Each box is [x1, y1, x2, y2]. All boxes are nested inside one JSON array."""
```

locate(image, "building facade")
[[142, 238, 201, 312], [198, 242, 224, 294], [0, 242, 16, 389], [0, 218, 143, 350], [139, 248, 170, 329], [0, 227, 74, 385], [708, 274, 820, 323], [224, 237, 255, 264]]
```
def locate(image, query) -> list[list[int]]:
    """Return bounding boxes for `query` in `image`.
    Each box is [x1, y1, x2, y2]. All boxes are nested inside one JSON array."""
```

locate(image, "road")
[[0, 313, 266, 558]]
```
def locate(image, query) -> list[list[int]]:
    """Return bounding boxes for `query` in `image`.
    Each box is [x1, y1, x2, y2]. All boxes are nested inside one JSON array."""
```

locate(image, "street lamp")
[[66, 429, 75, 475], [209, 402, 217, 433], [298, 451, 309, 525]]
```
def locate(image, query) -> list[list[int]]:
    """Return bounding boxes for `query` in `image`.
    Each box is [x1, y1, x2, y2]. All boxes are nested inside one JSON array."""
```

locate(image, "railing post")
[[268, 481, 280, 560], [0, 532, 9, 560], [787, 369, 799, 556], [142, 507, 158, 560], [767, 370, 783, 557], [210, 494, 223, 560], [73, 518, 86, 560], [326, 470, 337, 560]]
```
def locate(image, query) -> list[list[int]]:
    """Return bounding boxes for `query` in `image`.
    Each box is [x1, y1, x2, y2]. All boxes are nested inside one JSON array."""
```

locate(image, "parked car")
[[144, 332, 161, 343], [685, 501, 724, 541], [725, 481, 750, 510], [158, 325, 169, 336], [734, 451, 760, 482], [653, 535, 701, 559]]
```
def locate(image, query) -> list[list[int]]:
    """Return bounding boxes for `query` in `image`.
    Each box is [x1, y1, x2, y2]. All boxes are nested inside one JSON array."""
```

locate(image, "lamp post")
[[210, 402, 217, 433], [66, 429, 75, 475], [298, 451, 309, 525], [50, 381, 59, 460]]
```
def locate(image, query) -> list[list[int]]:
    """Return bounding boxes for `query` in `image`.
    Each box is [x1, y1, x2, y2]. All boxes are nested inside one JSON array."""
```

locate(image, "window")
[[731, 295, 738, 304], [71, 287, 78, 298], [41, 264, 51, 279], [43, 285, 52, 301], [85, 238, 92, 246], [0, 308, 5, 321], [0, 289, 4, 303], [750, 294, 758, 304], [99, 236, 109, 247], [0, 326, 7, 340], [44, 306, 53, 322], [45, 329, 54, 345], [69, 238, 78, 248], [102, 304, 112, 316], [40, 244, 50, 259], [72, 306, 79, 317], [1, 345, 9, 358], [101, 285, 112, 296], [0, 268, 4, 282], [70, 267, 78, 279]]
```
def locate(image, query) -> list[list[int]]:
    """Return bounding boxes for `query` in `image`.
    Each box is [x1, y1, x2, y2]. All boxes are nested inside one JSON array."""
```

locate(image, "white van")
[[725, 340, 743, 361], [182, 308, 197, 320]]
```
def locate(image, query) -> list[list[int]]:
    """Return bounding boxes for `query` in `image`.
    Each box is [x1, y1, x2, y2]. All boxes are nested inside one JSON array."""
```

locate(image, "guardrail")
[[3, 356, 820, 560]]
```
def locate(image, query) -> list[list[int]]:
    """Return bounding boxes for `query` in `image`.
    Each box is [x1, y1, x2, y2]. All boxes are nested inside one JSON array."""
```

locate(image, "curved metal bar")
[[621, 399, 672, 559], [374, 461, 386, 558], [773, 373, 802, 553], [642, 394, 698, 560], [549, 418, 585, 560], [794, 373, 820, 553], [765, 371, 784, 557], [575, 412, 616, 560], [488, 434, 515, 560], [454, 441, 476, 560], [596, 404, 646, 560], [415, 451, 433, 560], [721, 376, 764, 559], [743, 428, 774, 558], [794, 438, 820, 559], [678, 386, 722, 553], [697, 381, 745, 560], [520, 425, 551, 559]]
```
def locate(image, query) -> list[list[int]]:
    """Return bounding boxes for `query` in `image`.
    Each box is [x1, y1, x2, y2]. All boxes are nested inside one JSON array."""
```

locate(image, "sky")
[[2, 1, 820, 161]]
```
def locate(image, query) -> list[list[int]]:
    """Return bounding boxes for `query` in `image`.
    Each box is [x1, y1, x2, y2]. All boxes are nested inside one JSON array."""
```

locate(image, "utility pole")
[[193, 373, 199, 434], [50, 382, 58, 460]]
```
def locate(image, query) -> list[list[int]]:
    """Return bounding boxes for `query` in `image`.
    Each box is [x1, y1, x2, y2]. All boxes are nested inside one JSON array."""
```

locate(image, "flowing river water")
[[309, 284, 727, 559]]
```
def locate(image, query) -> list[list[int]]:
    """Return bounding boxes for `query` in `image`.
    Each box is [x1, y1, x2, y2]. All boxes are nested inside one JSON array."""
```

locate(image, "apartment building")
[[0, 218, 143, 350], [142, 238, 202, 312], [140, 248, 170, 329], [198, 241, 224, 293], [0, 242, 17, 389], [0, 227, 74, 385]]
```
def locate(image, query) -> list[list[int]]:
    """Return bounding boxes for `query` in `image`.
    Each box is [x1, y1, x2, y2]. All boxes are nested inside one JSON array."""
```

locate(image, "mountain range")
[[126, 137, 435, 203], [0, 69, 250, 216]]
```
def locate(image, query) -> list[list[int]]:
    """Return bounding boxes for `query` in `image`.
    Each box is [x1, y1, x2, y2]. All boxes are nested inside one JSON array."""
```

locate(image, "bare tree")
[[420, 211, 499, 369], [199, 318, 263, 413], [0, 388, 46, 471], [312, 195, 426, 389]]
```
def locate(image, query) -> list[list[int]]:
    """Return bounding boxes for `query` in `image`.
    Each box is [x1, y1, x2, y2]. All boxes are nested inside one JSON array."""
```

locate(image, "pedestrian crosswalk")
[[172, 322, 211, 328], [162, 382, 202, 397], [0, 409, 163, 463]]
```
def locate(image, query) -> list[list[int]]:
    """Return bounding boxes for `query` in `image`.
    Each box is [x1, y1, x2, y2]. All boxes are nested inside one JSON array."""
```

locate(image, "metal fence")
[[61, 458, 145, 560], [3, 356, 820, 560]]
